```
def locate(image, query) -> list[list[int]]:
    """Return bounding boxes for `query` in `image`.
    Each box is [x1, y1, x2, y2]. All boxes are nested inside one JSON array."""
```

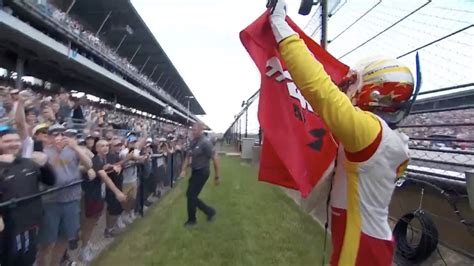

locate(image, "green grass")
[[94, 156, 328, 266]]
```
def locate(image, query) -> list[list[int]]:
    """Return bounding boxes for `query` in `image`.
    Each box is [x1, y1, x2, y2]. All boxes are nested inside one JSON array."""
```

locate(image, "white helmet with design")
[[339, 56, 418, 127]]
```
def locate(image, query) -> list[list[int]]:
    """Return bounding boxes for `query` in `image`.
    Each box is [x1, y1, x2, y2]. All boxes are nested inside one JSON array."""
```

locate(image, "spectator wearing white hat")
[[31, 124, 50, 151]]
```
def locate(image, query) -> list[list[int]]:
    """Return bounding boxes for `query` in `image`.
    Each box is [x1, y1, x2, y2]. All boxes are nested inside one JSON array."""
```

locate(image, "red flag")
[[240, 11, 349, 198]]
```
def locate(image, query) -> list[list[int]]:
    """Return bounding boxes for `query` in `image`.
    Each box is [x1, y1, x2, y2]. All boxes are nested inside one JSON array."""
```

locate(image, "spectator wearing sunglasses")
[[31, 124, 49, 152]]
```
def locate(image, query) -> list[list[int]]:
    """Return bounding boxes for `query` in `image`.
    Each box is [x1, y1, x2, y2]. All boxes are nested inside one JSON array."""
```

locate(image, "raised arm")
[[98, 169, 126, 202], [15, 97, 29, 140], [278, 35, 381, 154]]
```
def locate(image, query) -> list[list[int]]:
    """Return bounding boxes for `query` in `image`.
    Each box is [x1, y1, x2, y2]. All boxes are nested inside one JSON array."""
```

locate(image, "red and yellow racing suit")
[[279, 35, 410, 266]]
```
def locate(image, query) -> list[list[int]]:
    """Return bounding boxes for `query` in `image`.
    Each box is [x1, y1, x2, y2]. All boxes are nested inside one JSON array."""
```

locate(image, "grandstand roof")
[[0, 8, 196, 125], [415, 86, 474, 104], [63, 0, 205, 115], [412, 86, 474, 113]]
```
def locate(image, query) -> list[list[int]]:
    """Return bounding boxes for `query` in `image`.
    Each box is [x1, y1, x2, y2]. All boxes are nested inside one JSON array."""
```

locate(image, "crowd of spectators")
[[0, 2, 205, 265], [24, 0, 188, 113], [0, 80, 191, 265], [400, 109, 474, 148]]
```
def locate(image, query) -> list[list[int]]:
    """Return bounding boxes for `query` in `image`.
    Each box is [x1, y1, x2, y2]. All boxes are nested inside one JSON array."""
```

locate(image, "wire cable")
[[393, 209, 439, 264]]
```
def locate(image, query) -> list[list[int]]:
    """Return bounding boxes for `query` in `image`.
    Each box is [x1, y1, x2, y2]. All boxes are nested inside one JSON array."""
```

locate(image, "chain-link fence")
[[223, 89, 261, 151], [393, 88, 474, 261], [399, 107, 474, 185]]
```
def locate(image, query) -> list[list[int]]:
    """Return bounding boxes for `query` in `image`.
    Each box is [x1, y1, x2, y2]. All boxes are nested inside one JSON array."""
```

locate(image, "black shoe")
[[184, 220, 197, 228], [144, 200, 153, 207], [207, 210, 217, 222], [68, 239, 78, 250]]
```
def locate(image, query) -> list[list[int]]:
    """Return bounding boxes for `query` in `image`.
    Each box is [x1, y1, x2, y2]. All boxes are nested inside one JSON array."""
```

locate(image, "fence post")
[[321, 0, 329, 49], [170, 153, 174, 188], [139, 167, 145, 217], [466, 170, 474, 210]]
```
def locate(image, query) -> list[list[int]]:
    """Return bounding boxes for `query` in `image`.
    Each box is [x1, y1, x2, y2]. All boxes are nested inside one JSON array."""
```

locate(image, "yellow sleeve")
[[396, 159, 409, 178], [279, 35, 380, 153]]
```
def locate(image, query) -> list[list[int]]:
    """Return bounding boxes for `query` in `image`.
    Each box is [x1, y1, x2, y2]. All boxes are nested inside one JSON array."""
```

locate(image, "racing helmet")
[[342, 57, 415, 126]]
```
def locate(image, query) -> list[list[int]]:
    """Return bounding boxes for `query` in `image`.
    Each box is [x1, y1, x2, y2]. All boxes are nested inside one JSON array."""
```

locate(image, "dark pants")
[[105, 174, 124, 216], [0, 227, 38, 266], [144, 169, 159, 200], [186, 168, 214, 222]]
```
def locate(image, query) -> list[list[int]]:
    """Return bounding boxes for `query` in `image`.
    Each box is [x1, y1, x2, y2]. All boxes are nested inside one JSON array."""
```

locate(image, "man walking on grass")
[[180, 122, 220, 227]]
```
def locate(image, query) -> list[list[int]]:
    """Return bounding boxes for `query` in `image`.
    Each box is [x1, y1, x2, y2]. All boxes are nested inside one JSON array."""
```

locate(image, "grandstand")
[[0, 0, 205, 125], [0, 1, 207, 265]]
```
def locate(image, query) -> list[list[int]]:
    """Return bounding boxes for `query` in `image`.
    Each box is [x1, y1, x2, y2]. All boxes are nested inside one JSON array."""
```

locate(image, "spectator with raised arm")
[[37, 124, 92, 266], [118, 130, 148, 225], [0, 125, 55, 266]]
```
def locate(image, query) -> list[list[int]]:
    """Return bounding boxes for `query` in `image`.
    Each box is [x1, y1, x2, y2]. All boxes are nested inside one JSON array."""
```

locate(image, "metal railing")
[[0, 150, 184, 265]]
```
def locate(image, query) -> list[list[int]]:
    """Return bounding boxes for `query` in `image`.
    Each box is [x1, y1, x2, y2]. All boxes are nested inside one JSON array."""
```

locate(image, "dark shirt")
[[0, 158, 55, 234], [141, 151, 152, 179], [57, 102, 72, 124], [72, 106, 84, 120], [188, 136, 213, 170], [107, 153, 121, 187], [151, 146, 158, 171], [83, 153, 119, 200]]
